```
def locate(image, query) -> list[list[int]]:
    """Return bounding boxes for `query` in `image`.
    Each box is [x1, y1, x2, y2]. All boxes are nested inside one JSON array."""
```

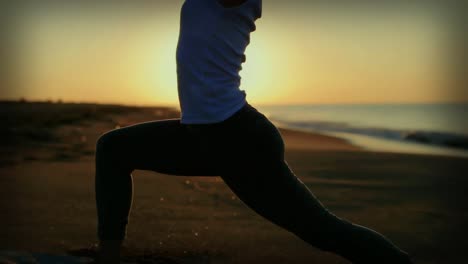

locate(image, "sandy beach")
[[1, 101, 467, 264]]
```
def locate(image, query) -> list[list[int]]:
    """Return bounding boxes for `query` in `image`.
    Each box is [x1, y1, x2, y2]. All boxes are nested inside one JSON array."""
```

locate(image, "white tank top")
[[176, 0, 262, 124]]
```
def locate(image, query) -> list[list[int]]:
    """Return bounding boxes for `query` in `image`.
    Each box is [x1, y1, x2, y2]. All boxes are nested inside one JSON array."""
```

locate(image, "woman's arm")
[[218, 0, 248, 8]]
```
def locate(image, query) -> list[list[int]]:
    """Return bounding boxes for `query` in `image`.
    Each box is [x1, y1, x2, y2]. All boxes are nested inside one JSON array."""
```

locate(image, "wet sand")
[[1, 101, 467, 264]]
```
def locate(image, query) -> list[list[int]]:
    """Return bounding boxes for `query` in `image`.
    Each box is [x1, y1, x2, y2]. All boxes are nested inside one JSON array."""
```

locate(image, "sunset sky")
[[4, 1, 464, 107]]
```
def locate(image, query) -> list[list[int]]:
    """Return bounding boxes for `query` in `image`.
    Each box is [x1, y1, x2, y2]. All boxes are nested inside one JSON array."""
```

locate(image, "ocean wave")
[[269, 117, 468, 150]]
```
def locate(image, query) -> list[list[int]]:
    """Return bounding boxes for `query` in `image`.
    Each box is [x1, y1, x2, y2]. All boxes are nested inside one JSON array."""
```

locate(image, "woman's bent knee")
[[96, 129, 120, 154], [95, 129, 135, 173], [95, 129, 128, 166]]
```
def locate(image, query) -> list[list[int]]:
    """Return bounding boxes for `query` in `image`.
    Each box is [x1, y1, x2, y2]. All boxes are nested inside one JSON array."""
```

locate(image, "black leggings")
[[95, 102, 412, 263]]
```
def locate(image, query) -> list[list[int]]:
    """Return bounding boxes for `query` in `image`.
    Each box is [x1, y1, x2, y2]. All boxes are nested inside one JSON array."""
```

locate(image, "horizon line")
[[2, 98, 468, 108]]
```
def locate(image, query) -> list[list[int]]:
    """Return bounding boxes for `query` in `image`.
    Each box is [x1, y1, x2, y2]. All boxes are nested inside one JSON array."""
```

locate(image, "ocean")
[[255, 103, 468, 158]]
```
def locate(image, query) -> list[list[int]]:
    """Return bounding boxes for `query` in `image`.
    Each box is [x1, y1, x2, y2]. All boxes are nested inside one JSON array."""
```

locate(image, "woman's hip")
[[187, 102, 285, 159]]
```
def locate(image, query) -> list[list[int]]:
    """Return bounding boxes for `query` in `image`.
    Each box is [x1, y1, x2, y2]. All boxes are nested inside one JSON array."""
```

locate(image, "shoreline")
[[258, 103, 468, 159], [276, 125, 468, 159]]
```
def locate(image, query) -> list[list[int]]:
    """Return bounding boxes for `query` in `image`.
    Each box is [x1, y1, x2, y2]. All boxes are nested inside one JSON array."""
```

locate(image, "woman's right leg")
[[220, 159, 412, 264], [216, 106, 412, 263]]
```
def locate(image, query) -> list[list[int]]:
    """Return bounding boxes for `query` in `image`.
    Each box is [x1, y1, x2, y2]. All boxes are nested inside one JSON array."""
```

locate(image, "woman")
[[95, 0, 414, 263]]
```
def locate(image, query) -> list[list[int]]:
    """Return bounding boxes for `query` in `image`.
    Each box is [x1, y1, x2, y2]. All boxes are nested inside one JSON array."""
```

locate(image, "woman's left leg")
[[95, 118, 221, 242]]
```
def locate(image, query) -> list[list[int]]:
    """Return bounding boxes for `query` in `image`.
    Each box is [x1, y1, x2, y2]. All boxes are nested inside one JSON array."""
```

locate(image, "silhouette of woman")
[[95, 0, 414, 263]]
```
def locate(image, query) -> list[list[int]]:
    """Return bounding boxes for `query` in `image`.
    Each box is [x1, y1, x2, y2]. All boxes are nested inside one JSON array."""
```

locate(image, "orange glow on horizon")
[[5, 2, 464, 107]]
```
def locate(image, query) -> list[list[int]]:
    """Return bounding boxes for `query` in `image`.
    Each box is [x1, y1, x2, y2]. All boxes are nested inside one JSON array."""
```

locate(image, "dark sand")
[[1, 101, 467, 264]]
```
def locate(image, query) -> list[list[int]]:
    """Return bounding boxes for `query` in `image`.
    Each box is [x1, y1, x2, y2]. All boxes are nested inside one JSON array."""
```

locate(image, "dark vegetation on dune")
[[1, 100, 140, 145], [0, 100, 178, 167]]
